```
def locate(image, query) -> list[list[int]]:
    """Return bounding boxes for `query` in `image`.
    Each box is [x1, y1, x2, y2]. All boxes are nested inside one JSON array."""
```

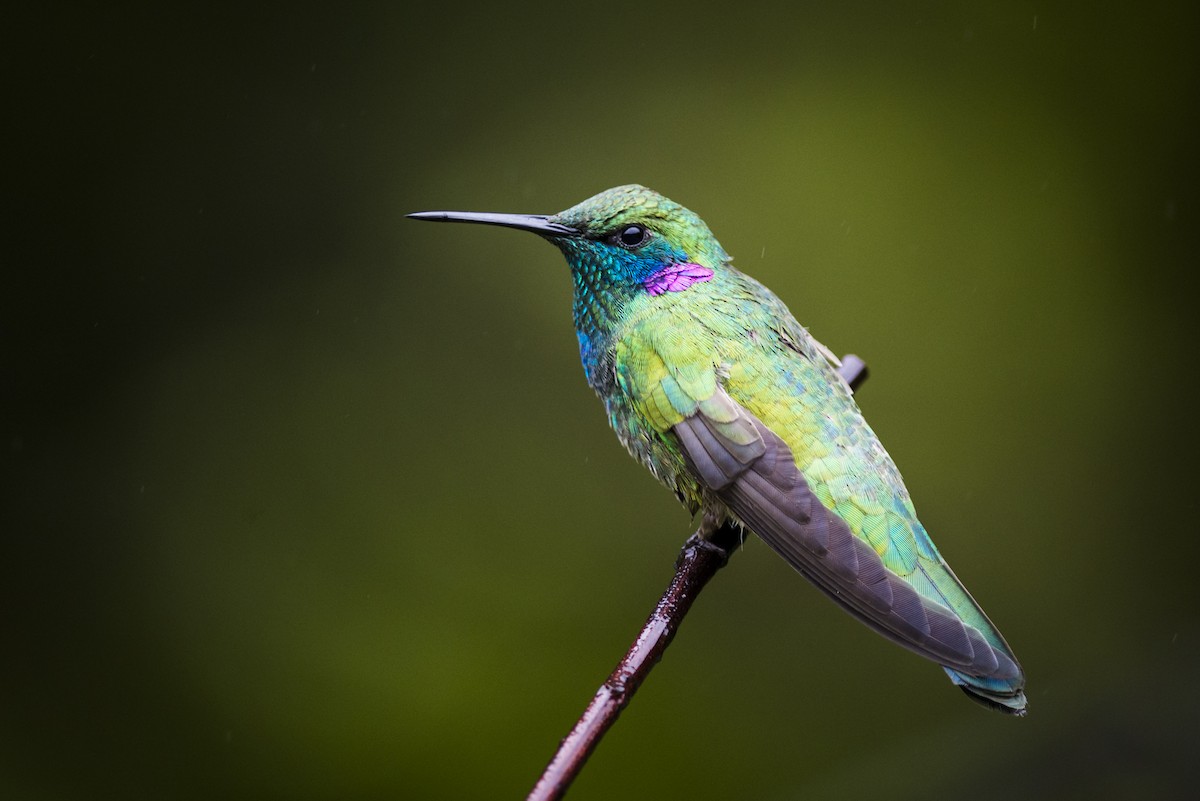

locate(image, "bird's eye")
[[610, 224, 649, 248]]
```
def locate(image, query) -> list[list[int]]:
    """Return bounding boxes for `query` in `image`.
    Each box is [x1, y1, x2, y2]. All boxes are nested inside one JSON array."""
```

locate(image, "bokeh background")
[[6, 2, 1199, 799]]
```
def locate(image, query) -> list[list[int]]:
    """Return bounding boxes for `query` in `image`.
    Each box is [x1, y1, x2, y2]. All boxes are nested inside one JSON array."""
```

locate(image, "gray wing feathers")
[[673, 411, 765, 490], [673, 401, 1020, 680]]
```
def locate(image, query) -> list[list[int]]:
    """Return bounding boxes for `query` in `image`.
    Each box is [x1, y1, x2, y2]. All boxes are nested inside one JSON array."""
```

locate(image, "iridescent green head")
[[547, 184, 728, 273], [409, 185, 730, 372], [413, 184, 726, 296]]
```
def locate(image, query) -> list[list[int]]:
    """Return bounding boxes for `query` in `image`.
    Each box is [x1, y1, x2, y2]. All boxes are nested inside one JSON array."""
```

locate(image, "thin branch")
[[838, 354, 869, 393], [526, 525, 742, 801], [526, 355, 869, 801]]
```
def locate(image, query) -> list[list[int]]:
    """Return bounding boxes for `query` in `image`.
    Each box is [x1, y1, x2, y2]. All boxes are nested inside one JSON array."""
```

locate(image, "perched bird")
[[409, 185, 1026, 714]]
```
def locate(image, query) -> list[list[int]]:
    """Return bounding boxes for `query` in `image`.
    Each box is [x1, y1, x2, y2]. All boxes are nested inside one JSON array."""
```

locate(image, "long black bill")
[[407, 210, 578, 238]]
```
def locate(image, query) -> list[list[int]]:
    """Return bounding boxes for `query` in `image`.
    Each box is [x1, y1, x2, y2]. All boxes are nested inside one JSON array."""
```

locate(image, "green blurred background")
[[6, 2, 1198, 799]]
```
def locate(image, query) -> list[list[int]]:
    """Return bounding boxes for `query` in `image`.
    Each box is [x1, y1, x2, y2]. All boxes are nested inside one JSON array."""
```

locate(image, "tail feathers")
[[945, 668, 1028, 716]]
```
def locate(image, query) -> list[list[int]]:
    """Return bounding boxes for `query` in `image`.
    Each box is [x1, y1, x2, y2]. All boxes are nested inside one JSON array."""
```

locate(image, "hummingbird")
[[409, 185, 1026, 715]]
